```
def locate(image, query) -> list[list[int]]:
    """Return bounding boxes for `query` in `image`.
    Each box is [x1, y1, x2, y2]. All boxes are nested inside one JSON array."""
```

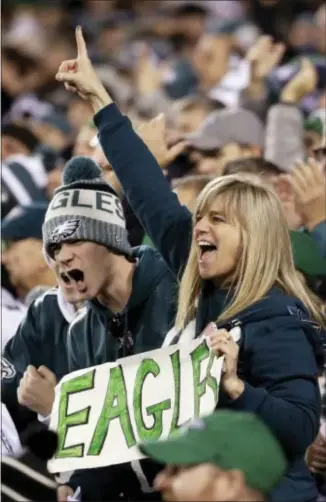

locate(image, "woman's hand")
[[306, 432, 326, 474], [207, 328, 244, 400], [55, 26, 111, 113]]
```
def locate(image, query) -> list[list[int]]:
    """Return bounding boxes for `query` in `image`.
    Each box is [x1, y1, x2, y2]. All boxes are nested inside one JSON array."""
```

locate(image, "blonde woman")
[[56, 28, 325, 502]]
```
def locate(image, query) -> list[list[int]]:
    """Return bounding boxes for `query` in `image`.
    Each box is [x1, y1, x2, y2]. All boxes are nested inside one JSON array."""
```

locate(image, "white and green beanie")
[[42, 156, 132, 258]]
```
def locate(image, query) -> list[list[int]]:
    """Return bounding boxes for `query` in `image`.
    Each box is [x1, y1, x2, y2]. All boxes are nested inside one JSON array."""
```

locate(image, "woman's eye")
[[212, 215, 224, 222]]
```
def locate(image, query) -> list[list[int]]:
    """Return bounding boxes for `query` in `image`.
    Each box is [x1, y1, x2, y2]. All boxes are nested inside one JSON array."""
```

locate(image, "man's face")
[[50, 241, 113, 303], [46, 164, 65, 199], [2, 239, 49, 297], [193, 143, 260, 175], [91, 143, 122, 194], [73, 126, 97, 157], [193, 34, 231, 89], [1, 135, 31, 161], [154, 463, 251, 502], [31, 122, 68, 152], [176, 105, 211, 134], [174, 185, 200, 213]]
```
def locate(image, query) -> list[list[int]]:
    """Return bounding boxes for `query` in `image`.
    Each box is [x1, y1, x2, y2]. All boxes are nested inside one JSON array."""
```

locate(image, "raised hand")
[[56, 26, 110, 110], [246, 35, 286, 82], [135, 114, 189, 170], [285, 158, 326, 231], [281, 58, 317, 105]]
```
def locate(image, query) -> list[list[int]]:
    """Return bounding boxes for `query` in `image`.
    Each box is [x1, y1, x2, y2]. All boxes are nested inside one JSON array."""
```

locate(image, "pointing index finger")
[[76, 26, 88, 58]]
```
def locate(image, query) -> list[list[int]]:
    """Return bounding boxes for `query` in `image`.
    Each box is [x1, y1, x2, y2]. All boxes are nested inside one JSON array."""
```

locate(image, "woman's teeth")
[[198, 240, 217, 257]]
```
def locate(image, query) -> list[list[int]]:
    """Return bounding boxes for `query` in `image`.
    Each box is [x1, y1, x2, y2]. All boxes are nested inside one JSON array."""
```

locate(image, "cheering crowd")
[[1, 1, 326, 501]]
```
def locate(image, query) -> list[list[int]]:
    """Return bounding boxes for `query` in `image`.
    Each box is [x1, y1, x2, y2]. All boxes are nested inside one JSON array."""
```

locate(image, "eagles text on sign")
[[48, 338, 223, 472]]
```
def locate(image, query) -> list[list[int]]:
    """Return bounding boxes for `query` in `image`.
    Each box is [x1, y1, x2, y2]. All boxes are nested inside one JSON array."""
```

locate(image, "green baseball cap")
[[139, 411, 287, 496], [290, 231, 326, 278]]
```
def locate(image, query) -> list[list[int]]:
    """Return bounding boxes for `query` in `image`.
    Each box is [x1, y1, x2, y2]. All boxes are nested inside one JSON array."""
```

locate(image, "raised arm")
[[55, 26, 192, 276]]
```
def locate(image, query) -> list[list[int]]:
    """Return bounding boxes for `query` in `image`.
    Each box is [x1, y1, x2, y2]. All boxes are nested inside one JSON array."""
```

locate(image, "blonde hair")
[[176, 174, 325, 329]]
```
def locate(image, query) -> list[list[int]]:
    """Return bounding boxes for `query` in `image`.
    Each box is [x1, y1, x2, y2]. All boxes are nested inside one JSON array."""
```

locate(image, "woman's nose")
[[194, 215, 210, 237]]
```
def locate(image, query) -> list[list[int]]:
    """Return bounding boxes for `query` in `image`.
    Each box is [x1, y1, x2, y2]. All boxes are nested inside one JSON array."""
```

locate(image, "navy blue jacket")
[[95, 103, 323, 502], [2, 288, 74, 435]]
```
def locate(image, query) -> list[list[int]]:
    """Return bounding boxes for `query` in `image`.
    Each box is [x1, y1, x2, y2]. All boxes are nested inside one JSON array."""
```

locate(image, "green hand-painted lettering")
[[88, 365, 135, 455], [169, 350, 181, 433], [133, 359, 171, 442], [191, 341, 218, 416], [56, 370, 95, 459]]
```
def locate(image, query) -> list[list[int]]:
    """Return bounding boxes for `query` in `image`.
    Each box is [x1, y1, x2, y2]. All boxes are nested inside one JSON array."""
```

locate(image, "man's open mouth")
[[60, 269, 86, 291]]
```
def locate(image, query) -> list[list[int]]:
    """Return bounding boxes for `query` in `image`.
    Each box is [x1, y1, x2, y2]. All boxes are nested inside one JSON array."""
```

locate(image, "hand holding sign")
[[56, 26, 111, 112], [207, 327, 244, 400]]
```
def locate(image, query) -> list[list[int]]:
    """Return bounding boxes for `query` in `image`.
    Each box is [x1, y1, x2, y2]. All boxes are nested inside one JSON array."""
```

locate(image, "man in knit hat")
[[42, 155, 177, 501]]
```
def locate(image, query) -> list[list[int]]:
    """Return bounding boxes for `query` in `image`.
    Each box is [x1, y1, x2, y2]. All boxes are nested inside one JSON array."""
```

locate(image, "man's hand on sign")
[[207, 328, 245, 401], [17, 365, 56, 417], [55, 26, 112, 113], [57, 485, 74, 502], [135, 114, 189, 170], [281, 58, 317, 105], [285, 158, 326, 231]]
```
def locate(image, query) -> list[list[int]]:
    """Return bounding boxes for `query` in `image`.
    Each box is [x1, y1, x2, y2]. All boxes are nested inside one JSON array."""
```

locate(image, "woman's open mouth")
[[198, 241, 218, 262], [60, 268, 87, 293]]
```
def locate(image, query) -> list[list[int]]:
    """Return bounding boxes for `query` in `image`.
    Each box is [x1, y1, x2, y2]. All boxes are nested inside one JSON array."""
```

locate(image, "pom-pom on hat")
[[42, 156, 132, 258]]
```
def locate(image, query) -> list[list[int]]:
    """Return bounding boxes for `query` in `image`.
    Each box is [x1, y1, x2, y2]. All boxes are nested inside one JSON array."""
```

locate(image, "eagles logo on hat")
[[51, 219, 80, 242], [42, 156, 132, 259]]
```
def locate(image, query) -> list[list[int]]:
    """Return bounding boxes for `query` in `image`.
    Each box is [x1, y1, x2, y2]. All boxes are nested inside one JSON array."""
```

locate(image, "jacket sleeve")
[[225, 324, 320, 458], [1, 304, 42, 435], [94, 103, 192, 276], [264, 103, 304, 171]]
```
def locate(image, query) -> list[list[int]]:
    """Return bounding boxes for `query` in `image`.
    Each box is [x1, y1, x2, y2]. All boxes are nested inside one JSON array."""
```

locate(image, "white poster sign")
[[48, 338, 223, 473]]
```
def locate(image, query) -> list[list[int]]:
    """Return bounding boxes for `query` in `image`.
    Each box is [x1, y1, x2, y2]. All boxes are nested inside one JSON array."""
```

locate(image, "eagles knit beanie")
[[42, 156, 132, 258]]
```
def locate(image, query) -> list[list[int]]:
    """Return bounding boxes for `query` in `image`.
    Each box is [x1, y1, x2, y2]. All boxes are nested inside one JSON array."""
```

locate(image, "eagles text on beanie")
[[42, 156, 132, 258]]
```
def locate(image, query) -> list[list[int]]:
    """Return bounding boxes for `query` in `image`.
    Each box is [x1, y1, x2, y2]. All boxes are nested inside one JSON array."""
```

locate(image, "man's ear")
[[212, 468, 245, 500]]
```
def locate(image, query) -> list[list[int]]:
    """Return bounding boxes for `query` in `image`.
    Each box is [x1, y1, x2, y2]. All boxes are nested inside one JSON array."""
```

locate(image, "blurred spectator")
[[1, 286, 26, 350], [30, 112, 73, 152], [2, 123, 40, 161], [140, 411, 287, 501], [172, 174, 214, 212], [186, 108, 265, 175], [1, 203, 55, 301], [173, 93, 222, 134]]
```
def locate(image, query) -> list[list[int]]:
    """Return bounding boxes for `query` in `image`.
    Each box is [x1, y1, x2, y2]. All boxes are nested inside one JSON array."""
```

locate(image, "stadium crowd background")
[[1, 1, 326, 501]]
